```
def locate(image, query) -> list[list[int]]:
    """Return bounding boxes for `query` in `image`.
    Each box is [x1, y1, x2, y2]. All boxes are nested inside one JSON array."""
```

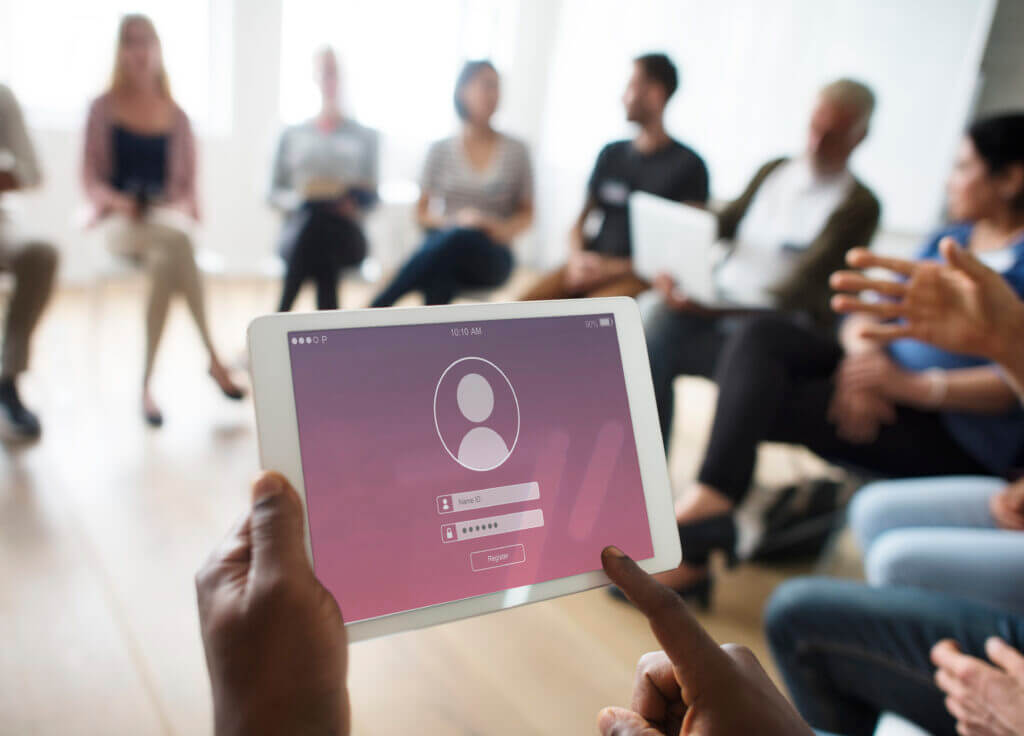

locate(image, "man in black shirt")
[[521, 53, 709, 301]]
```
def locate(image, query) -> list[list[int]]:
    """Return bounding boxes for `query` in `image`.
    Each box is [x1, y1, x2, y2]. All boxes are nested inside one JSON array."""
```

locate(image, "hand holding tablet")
[[247, 298, 680, 640]]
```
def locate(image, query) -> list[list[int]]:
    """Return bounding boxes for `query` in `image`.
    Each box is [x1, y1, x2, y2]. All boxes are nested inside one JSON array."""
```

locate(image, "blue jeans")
[[766, 577, 1024, 736], [370, 227, 513, 307], [848, 476, 1024, 613]]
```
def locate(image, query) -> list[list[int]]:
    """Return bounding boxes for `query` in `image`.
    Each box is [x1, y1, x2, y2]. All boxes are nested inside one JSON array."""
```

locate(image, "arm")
[[772, 186, 882, 329], [832, 239, 1024, 398], [267, 129, 301, 212], [0, 85, 43, 190], [81, 97, 136, 217], [485, 198, 533, 244], [890, 364, 1018, 413], [168, 111, 200, 220]]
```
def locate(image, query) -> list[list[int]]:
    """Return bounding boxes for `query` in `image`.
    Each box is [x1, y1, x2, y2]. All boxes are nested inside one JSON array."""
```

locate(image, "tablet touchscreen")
[[286, 312, 654, 623]]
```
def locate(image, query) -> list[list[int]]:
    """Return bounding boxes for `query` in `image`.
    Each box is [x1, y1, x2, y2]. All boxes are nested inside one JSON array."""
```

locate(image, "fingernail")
[[603, 545, 626, 558], [253, 471, 286, 501]]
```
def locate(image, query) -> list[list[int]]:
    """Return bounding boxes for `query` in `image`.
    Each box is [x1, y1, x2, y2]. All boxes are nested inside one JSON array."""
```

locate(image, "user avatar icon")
[[434, 357, 519, 472]]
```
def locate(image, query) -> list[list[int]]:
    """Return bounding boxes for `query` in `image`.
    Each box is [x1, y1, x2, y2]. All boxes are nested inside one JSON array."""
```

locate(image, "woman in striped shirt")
[[370, 61, 533, 307]]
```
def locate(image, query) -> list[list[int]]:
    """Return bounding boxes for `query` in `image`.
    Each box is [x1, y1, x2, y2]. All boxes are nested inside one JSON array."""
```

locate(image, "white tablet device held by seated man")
[[248, 298, 680, 641], [630, 191, 727, 306]]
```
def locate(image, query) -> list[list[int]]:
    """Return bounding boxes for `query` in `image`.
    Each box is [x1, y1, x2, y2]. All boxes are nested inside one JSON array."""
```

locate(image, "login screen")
[[287, 313, 653, 622]]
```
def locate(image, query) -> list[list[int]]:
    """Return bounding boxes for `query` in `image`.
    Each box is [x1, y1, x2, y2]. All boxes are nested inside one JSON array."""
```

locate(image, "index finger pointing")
[[846, 248, 918, 277], [602, 547, 729, 699]]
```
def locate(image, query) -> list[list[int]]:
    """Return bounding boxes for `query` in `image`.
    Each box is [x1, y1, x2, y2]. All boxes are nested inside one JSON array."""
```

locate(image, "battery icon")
[[599, 317, 612, 327]]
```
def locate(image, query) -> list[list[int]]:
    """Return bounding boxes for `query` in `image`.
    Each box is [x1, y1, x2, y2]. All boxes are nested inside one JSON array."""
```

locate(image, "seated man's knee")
[[727, 315, 794, 357]]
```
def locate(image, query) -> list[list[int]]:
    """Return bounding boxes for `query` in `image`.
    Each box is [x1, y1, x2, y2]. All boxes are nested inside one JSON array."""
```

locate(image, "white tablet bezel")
[[248, 297, 681, 641]]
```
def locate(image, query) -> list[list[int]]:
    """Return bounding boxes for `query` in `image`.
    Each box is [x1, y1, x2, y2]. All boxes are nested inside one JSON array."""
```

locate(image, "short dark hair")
[[454, 59, 497, 120], [634, 53, 678, 102], [968, 112, 1024, 210]]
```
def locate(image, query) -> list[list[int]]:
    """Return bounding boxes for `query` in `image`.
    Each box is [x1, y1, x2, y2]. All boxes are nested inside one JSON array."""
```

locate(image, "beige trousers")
[[0, 231, 59, 379], [102, 208, 214, 383]]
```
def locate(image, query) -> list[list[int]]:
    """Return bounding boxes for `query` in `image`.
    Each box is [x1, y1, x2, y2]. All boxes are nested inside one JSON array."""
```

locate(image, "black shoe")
[[678, 513, 738, 567], [0, 379, 42, 441], [608, 576, 714, 612], [142, 402, 164, 428]]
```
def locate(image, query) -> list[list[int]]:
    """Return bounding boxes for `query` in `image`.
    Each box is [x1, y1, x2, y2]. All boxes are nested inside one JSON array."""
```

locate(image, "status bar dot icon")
[[291, 338, 297, 345]]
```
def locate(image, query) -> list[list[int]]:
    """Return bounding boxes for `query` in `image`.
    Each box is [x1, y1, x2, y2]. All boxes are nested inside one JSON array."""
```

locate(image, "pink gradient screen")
[[287, 314, 653, 622]]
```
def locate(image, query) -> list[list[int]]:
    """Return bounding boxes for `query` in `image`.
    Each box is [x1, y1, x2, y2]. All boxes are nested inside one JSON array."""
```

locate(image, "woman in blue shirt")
[[651, 113, 1024, 607]]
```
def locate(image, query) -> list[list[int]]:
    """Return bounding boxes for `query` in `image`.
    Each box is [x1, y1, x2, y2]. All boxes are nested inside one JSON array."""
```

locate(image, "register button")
[[470, 544, 526, 572]]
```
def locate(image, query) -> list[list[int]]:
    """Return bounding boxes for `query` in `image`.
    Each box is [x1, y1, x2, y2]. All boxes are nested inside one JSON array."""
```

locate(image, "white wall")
[[534, 0, 996, 265], [1, 0, 1002, 282]]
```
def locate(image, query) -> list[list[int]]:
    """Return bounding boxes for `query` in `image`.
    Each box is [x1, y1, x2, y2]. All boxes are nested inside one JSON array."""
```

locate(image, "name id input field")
[[440, 509, 544, 544], [436, 482, 540, 515]]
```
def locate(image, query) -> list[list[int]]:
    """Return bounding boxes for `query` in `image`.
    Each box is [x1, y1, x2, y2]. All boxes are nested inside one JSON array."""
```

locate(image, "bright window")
[[0, 0, 232, 133], [279, 0, 518, 146]]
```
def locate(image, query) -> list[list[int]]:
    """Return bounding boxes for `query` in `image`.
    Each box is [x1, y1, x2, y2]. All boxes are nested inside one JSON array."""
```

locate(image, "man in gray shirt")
[[0, 83, 58, 440]]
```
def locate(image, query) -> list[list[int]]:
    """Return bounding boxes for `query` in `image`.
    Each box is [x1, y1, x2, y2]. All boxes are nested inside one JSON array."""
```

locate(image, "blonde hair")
[[820, 78, 875, 137], [108, 14, 172, 99]]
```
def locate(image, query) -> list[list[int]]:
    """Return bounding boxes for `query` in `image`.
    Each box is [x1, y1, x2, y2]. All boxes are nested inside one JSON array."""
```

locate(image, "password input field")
[[436, 482, 540, 515], [440, 508, 544, 543]]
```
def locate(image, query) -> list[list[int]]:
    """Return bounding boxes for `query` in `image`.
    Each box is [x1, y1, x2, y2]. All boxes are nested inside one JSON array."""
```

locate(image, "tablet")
[[248, 298, 680, 641], [630, 191, 726, 306]]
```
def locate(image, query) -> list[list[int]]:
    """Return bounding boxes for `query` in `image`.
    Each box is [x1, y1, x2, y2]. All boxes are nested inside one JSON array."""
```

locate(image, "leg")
[[642, 299, 730, 448], [695, 315, 845, 506], [695, 316, 987, 507], [276, 209, 315, 312], [1, 241, 59, 380], [765, 577, 1024, 736], [308, 209, 366, 310], [315, 216, 367, 311], [0, 241, 58, 439], [848, 476, 1003, 551], [519, 264, 573, 301], [370, 230, 453, 307], [277, 249, 309, 312], [585, 271, 649, 298], [866, 528, 1024, 613], [450, 232, 513, 295]]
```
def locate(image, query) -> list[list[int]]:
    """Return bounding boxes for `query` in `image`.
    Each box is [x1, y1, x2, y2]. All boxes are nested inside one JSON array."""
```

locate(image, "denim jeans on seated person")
[[766, 577, 1024, 736], [847, 476, 1024, 614], [370, 227, 513, 307]]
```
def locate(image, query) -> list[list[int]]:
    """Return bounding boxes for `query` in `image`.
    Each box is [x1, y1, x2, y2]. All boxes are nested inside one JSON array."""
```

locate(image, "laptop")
[[629, 191, 728, 307]]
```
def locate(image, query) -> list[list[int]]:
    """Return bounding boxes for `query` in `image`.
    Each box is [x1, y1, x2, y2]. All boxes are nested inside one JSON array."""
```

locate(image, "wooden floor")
[[0, 274, 859, 735]]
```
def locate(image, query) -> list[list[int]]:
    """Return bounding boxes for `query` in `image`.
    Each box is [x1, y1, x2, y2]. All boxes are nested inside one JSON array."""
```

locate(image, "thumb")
[[250, 471, 310, 578], [597, 707, 662, 736], [940, 236, 988, 280]]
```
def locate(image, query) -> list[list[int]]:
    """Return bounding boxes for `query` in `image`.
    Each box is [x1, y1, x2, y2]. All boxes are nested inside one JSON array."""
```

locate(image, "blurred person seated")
[[269, 47, 378, 312], [370, 61, 532, 307], [658, 113, 1024, 608], [82, 15, 244, 427], [520, 53, 708, 301], [0, 83, 58, 440], [194, 163, 1024, 736], [766, 229, 1024, 736], [646, 79, 880, 451], [196, 471, 814, 736]]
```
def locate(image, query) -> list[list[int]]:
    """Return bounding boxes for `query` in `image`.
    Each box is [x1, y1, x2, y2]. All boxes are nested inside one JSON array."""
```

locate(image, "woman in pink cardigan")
[[82, 14, 243, 427]]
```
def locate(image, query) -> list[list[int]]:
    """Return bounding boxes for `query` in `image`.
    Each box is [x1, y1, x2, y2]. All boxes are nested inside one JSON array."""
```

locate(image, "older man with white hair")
[[644, 78, 881, 452]]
